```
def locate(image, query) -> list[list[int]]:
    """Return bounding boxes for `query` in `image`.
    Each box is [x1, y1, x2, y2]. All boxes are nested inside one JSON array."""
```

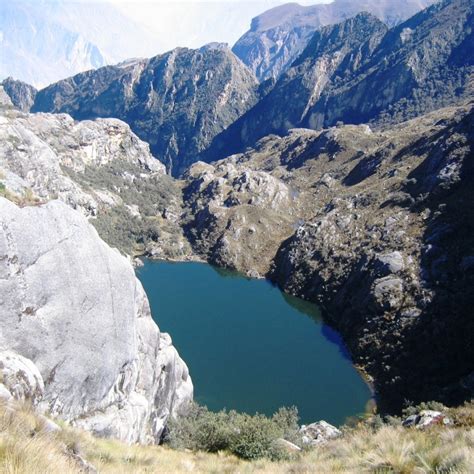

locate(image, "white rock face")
[[0, 198, 192, 443], [0, 351, 44, 404], [300, 421, 342, 446], [402, 410, 452, 429], [0, 110, 164, 218]]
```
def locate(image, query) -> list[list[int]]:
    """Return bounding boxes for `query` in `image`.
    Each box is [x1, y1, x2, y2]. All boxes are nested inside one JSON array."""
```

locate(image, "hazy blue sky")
[[106, 0, 332, 49]]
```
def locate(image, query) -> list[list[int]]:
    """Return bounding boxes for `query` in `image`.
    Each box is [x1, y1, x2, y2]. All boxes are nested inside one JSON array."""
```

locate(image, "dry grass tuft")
[[0, 400, 473, 473]]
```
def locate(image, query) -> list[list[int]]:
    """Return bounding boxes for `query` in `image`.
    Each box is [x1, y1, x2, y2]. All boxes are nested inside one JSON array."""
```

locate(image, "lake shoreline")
[[136, 259, 375, 425]]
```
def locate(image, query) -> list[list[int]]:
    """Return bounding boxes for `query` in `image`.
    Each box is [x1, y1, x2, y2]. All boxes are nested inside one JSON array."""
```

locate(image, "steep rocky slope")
[[32, 45, 259, 176], [211, 0, 473, 161], [182, 102, 474, 411], [182, 161, 298, 277], [0, 198, 192, 443], [0, 100, 190, 259], [1, 77, 37, 112], [233, 0, 435, 81]]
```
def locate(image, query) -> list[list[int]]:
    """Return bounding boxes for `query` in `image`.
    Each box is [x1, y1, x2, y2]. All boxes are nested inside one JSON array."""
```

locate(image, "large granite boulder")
[[0, 351, 44, 404], [0, 197, 193, 443]]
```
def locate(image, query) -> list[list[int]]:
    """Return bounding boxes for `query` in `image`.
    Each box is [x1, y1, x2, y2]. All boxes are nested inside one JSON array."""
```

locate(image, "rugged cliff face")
[[1, 78, 37, 112], [211, 0, 474, 161], [0, 198, 193, 443], [0, 104, 190, 258], [0, 93, 195, 443], [182, 161, 297, 276], [232, 0, 435, 82], [182, 102, 474, 411], [32, 45, 259, 176]]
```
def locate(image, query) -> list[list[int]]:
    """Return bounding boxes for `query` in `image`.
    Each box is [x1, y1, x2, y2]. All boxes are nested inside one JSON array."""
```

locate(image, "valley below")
[[0, 0, 473, 471], [1, 86, 472, 420]]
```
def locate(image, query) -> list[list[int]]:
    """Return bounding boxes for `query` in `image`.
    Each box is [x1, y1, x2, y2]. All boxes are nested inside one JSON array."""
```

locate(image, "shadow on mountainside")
[[375, 107, 474, 411]]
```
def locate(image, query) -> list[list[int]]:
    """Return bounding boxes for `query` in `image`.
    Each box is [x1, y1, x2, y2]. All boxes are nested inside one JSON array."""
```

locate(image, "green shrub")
[[90, 206, 159, 255], [63, 160, 184, 256], [403, 401, 447, 418], [166, 402, 300, 461], [229, 413, 282, 460], [384, 415, 403, 427], [272, 406, 300, 444], [367, 414, 385, 431], [167, 403, 236, 453]]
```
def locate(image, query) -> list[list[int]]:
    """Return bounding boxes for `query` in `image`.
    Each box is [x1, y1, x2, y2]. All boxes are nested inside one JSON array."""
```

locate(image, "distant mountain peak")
[[199, 42, 230, 52], [210, 0, 472, 160], [233, 0, 437, 82], [0, 0, 160, 88]]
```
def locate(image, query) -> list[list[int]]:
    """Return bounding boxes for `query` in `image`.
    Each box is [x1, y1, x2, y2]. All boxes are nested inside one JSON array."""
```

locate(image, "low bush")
[[229, 413, 284, 460], [402, 400, 447, 417], [166, 402, 300, 460], [90, 205, 162, 255]]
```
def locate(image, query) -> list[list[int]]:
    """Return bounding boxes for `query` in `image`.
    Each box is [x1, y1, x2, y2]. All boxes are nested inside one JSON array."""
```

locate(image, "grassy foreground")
[[0, 400, 473, 473]]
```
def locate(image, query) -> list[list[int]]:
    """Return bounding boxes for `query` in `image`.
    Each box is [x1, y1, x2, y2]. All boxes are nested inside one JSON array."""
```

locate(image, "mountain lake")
[[137, 260, 372, 426]]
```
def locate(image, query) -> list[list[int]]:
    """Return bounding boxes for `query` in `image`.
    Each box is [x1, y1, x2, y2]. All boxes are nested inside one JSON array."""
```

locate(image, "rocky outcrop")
[[1, 77, 37, 111], [32, 45, 259, 176], [0, 110, 162, 212], [300, 421, 342, 446], [0, 351, 45, 404], [183, 103, 474, 412], [210, 0, 473, 161], [402, 410, 453, 428], [182, 160, 296, 276], [0, 198, 193, 443], [233, 0, 435, 82], [0, 106, 190, 258]]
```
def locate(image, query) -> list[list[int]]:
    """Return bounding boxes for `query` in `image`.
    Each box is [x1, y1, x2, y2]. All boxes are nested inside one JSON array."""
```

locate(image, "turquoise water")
[[137, 260, 372, 426]]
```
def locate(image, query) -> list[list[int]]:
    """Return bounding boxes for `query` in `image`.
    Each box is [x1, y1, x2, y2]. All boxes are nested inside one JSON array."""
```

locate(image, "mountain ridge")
[[209, 0, 473, 162], [32, 45, 259, 176], [232, 0, 437, 81]]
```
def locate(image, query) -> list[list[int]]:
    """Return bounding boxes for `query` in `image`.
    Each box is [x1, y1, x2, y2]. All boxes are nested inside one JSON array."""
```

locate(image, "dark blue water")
[[137, 260, 372, 426]]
